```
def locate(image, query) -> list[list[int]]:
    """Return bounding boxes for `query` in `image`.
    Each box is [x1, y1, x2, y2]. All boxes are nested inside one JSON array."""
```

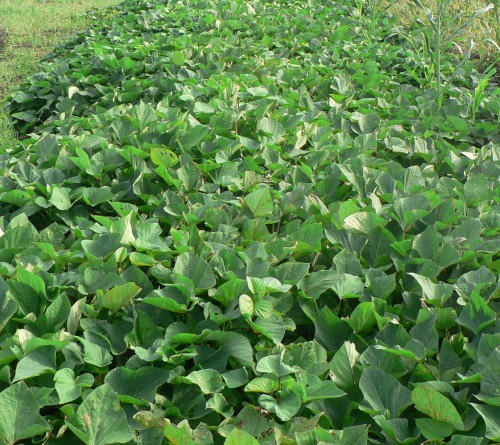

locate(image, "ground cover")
[[0, 0, 122, 147], [0, 0, 499, 444], [378, 0, 499, 69]]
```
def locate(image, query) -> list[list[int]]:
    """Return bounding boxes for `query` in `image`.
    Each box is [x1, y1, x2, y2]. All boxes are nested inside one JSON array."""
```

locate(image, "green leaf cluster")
[[0, 0, 498, 443]]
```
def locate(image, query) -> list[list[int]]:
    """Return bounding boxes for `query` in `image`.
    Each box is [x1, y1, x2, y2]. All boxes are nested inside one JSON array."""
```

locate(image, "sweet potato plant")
[[0, 0, 498, 443]]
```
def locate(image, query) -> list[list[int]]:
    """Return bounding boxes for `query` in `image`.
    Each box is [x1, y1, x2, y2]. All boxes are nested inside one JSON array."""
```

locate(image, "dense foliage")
[[1, 0, 499, 443]]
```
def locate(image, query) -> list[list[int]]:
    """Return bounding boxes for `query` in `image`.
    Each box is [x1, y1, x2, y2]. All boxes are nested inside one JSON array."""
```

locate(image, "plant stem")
[[436, 0, 443, 109]]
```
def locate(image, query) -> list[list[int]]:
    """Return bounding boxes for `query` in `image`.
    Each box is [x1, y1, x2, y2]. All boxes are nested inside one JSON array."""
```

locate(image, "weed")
[[381, 0, 499, 68], [401, 0, 495, 108]]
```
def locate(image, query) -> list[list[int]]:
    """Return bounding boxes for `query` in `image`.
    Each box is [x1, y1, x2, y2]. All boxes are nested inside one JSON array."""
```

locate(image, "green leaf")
[[257, 117, 284, 141], [247, 276, 291, 296], [359, 368, 412, 417], [344, 211, 385, 235], [449, 435, 487, 445], [464, 174, 494, 204], [187, 369, 225, 394], [348, 302, 376, 334], [250, 317, 286, 344], [224, 428, 260, 445], [129, 252, 156, 266], [408, 273, 454, 304], [31, 293, 71, 335], [0, 381, 50, 444], [330, 341, 360, 389], [412, 385, 464, 430], [409, 311, 439, 354], [305, 304, 352, 350], [274, 262, 310, 285], [221, 406, 274, 439], [298, 270, 338, 299], [366, 269, 396, 300], [222, 368, 249, 389], [163, 422, 196, 445], [66, 384, 134, 445], [206, 331, 254, 367], [54, 368, 94, 404], [393, 195, 431, 230], [330, 425, 369, 445], [374, 416, 418, 444], [456, 291, 496, 334], [173, 252, 216, 290], [104, 366, 170, 403], [256, 354, 296, 377], [207, 393, 233, 417], [79, 338, 113, 368], [172, 50, 185, 66], [143, 291, 189, 313], [351, 111, 380, 134], [259, 390, 301, 421], [415, 418, 454, 440], [81, 233, 122, 258], [49, 186, 72, 210], [209, 278, 244, 306], [245, 187, 273, 218], [455, 267, 496, 300], [8, 268, 47, 316], [0, 190, 35, 207], [82, 187, 115, 206], [292, 223, 323, 254], [284, 340, 328, 376], [150, 146, 178, 168], [244, 376, 279, 393], [471, 404, 500, 441], [13, 346, 56, 381], [15, 268, 47, 297], [476, 366, 500, 406], [178, 124, 210, 150], [296, 374, 346, 402], [331, 273, 364, 299], [97, 282, 141, 313], [0, 291, 17, 333]]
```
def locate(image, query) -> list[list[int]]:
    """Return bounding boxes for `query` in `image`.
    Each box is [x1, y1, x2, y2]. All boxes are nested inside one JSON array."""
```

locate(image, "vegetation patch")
[[378, 0, 499, 70], [0, 0, 122, 148], [0, 0, 499, 444], [0, 28, 7, 53]]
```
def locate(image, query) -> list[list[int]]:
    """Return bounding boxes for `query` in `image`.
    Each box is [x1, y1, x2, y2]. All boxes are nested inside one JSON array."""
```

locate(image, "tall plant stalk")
[[409, 0, 494, 109]]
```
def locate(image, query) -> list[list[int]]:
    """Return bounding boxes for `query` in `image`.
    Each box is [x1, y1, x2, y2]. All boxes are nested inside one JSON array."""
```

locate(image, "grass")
[[0, 0, 122, 148], [379, 0, 500, 67]]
